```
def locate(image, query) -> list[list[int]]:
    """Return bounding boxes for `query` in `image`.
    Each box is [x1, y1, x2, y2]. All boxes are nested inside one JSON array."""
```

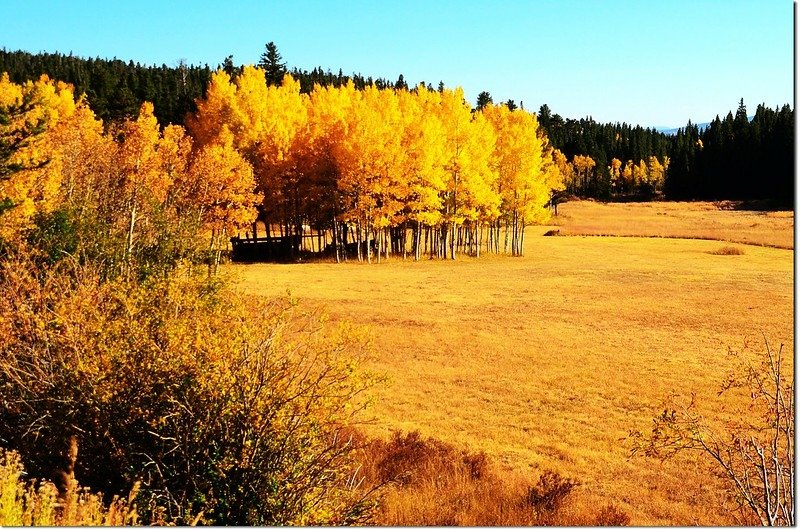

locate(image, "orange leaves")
[[186, 69, 238, 148], [186, 126, 260, 234], [115, 102, 169, 203]]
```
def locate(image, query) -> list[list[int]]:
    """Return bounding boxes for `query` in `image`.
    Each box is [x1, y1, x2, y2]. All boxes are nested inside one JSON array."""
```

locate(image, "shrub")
[[367, 431, 489, 487], [351, 431, 620, 526], [524, 470, 580, 522], [632, 339, 793, 526], [594, 503, 632, 526], [709, 245, 744, 255], [26, 209, 80, 265], [0, 254, 378, 525]]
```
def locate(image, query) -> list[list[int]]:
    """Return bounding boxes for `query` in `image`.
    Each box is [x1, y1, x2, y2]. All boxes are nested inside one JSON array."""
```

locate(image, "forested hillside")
[[0, 46, 402, 127], [1, 46, 792, 207], [666, 100, 793, 205], [0, 48, 211, 126], [533, 101, 793, 206]]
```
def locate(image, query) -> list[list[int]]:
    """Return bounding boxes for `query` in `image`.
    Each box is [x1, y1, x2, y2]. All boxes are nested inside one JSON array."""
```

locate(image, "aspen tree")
[[186, 126, 259, 272], [484, 104, 551, 256], [186, 70, 239, 149], [397, 86, 447, 260], [622, 160, 635, 190], [113, 102, 166, 273], [438, 88, 497, 259], [305, 82, 353, 262], [609, 158, 623, 192], [571, 155, 596, 194], [0, 75, 79, 239]]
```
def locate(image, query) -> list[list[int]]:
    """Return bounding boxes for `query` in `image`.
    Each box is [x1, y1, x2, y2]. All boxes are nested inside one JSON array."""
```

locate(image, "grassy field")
[[230, 201, 793, 525], [552, 199, 794, 249]]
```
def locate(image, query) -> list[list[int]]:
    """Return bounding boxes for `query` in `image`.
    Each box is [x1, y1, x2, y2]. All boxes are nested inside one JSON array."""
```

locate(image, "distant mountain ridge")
[[654, 123, 709, 135], [655, 115, 754, 136]]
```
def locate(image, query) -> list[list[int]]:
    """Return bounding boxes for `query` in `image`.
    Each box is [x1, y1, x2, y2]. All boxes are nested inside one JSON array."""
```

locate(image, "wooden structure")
[[229, 235, 303, 262], [230, 234, 378, 263]]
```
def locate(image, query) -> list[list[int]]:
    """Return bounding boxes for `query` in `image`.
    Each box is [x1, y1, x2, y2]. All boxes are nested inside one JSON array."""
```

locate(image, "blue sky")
[[1, 0, 793, 127]]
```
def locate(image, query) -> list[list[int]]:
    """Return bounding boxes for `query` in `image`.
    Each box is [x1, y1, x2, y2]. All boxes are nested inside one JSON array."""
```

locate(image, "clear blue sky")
[[1, 0, 793, 127]]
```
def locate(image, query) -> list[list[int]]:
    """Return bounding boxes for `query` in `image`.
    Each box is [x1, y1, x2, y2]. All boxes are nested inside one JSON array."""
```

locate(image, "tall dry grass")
[[0, 442, 138, 526]]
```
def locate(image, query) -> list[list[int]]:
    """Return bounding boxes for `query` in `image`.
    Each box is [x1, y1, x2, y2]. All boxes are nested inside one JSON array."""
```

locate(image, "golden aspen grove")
[[0, 45, 793, 528], [187, 67, 566, 263]]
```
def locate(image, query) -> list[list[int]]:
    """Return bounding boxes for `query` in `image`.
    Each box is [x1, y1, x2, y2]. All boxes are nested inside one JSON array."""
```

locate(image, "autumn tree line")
[[536, 100, 794, 207], [0, 73, 260, 277], [2, 47, 793, 209], [0, 68, 567, 268], [0, 46, 403, 130], [189, 67, 565, 263]]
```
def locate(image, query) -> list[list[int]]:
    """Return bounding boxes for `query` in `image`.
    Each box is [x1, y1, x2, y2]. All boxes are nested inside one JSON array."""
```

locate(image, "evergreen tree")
[[537, 104, 552, 131], [222, 55, 236, 78], [258, 42, 286, 85], [475, 91, 493, 110]]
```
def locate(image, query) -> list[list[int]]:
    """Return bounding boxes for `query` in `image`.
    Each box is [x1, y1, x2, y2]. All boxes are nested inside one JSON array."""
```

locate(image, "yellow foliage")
[[484, 104, 553, 226], [0, 255, 380, 524], [186, 71, 567, 260], [397, 86, 447, 227], [0, 74, 81, 239], [186, 69, 238, 149], [186, 126, 260, 235], [0, 447, 138, 526]]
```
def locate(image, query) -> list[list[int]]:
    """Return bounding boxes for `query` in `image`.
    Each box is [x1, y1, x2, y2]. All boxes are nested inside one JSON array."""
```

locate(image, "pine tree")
[[222, 55, 236, 78], [475, 91, 493, 111], [258, 42, 287, 86]]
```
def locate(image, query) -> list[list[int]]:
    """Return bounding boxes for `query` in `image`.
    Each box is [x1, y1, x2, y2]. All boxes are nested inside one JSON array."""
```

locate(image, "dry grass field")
[[230, 201, 793, 525], [551, 199, 794, 249]]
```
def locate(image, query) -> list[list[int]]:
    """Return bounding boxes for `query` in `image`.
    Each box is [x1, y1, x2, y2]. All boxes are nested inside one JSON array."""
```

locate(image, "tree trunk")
[[357, 221, 363, 262], [450, 221, 456, 260], [207, 228, 216, 277], [126, 201, 137, 276], [403, 223, 408, 260], [377, 227, 382, 264], [504, 218, 509, 254], [333, 218, 340, 263]]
